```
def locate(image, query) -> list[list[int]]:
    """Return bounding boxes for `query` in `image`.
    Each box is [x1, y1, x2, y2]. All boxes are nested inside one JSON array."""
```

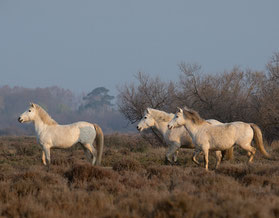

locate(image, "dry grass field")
[[0, 134, 279, 218]]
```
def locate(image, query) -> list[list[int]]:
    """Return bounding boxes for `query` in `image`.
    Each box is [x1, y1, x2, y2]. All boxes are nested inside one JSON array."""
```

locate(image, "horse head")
[[18, 103, 38, 123]]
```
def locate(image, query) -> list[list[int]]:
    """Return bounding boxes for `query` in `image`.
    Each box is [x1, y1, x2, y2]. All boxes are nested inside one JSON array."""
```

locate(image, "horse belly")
[[50, 127, 80, 148], [202, 125, 236, 150], [209, 136, 235, 151]]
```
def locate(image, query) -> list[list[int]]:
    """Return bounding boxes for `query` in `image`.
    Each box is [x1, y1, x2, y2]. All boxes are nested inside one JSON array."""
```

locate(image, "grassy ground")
[[0, 134, 279, 218]]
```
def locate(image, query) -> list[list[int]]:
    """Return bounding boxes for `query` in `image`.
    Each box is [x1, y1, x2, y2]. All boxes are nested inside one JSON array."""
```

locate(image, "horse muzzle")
[[167, 124, 173, 130], [18, 117, 24, 123], [136, 126, 142, 132]]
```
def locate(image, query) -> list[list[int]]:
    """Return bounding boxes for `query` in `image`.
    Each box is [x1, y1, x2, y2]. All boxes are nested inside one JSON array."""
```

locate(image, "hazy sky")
[[0, 0, 278, 95]]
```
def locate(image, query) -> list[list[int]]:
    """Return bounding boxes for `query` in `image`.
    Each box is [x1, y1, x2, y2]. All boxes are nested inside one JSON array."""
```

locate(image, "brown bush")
[[0, 136, 279, 218], [112, 158, 142, 172], [153, 193, 221, 218], [65, 163, 116, 183]]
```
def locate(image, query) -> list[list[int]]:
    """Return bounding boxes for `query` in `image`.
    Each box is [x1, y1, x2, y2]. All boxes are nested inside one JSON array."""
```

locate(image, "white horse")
[[18, 103, 104, 167], [137, 108, 232, 164], [168, 107, 270, 171]]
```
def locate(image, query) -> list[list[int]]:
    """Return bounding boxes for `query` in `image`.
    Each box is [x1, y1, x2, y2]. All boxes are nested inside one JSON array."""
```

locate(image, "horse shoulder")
[[166, 126, 193, 148], [165, 127, 180, 141], [190, 125, 208, 145]]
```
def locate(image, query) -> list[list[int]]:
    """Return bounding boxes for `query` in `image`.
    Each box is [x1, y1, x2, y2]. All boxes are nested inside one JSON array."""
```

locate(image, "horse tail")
[[93, 123, 104, 165], [250, 123, 270, 159]]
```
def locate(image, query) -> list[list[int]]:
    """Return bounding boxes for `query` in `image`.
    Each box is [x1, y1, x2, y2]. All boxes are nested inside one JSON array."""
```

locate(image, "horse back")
[[194, 123, 237, 149]]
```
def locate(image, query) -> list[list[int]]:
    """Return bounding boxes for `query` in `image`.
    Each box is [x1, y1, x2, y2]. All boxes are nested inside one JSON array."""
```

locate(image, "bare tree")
[[177, 63, 265, 123], [117, 53, 279, 141], [117, 72, 178, 145], [117, 72, 177, 124], [251, 52, 279, 140], [266, 52, 279, 81]]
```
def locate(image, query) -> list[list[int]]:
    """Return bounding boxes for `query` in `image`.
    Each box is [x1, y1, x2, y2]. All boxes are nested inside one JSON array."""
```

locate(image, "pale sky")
[[0, 0, 278, 95]]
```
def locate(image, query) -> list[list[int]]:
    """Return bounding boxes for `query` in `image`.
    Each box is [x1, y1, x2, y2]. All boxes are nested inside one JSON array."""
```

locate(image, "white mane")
[[147, 108, 174, 122], [34, 104, 58, 125]]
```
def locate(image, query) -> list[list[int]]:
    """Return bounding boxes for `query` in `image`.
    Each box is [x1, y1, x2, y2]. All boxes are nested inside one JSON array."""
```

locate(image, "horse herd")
[[18, 103, 271, 171]]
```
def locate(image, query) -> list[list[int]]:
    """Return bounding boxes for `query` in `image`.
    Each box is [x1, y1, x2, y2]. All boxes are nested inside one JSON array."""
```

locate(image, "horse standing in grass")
[[168, 107, 270, 171], [18, 103, 104, 167], [137, 108, 233, 164]]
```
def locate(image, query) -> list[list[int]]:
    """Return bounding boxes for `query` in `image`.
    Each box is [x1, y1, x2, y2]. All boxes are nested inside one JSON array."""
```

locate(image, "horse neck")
[[184, 119, 205, 137], [153, 119, 169, 135], [150, 110, 173, 134], [33, 115, 49, 135]]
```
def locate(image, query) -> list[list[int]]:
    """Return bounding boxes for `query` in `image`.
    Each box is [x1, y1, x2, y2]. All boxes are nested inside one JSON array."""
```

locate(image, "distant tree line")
[[0, 86, 131, 135], [2, 52, 278, 139], [117, 52, 279, 142]]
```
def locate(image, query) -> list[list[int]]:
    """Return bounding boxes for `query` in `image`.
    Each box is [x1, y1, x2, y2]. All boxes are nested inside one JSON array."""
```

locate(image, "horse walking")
[[168, 107, 270, 171], [137, 108, 233, 164], [18, 103, 104, 167]]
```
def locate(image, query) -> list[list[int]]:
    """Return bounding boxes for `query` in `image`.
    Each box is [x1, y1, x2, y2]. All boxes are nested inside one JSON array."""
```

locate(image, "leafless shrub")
[[215, 164, 250, 180], [65, 163, 116, 183], [105, 133, 151, 151], [267, 52, 279, 81], [178, 63, 265, 122], [112, 158, 142, 172], [153, 192, 221, 218], [1, 136, 279, 218]]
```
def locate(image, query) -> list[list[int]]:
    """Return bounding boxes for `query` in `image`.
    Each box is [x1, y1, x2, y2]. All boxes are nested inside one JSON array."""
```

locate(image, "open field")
[[0, 134, 279, 218]]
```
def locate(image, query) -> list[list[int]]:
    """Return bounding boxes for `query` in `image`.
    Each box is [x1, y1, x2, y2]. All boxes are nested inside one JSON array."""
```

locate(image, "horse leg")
[[192, 149, 201, 165], [248, 148, 256, 163], [42, 151, 47, 165], [82, 145, 93, 162], [83, 143, 97, 165], [203, 148, 209, 171], [215, 151, 222, 169], [239, 143, 256, 163], [42, 145, 51, 170], [165, 143, 180, 164], [173, 150, 179, 163]]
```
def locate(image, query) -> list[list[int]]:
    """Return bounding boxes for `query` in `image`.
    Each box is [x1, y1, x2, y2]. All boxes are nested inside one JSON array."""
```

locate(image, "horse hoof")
[[164, 157, 172, 165]]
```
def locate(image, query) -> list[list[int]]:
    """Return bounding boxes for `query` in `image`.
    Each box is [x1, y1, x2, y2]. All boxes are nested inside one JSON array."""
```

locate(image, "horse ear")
[[30, 102, 35, 108], [183, 106, 190, 111], [146, 108, 150, 114], [177, 107, 183, 113]]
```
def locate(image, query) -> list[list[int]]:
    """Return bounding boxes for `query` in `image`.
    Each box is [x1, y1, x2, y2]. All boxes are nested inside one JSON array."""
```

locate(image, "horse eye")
[[28, 110, 31, 112], [144, 117, 147, 119]]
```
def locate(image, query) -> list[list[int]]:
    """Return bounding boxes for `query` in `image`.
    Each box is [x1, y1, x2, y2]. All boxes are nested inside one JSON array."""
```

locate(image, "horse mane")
[[182, 107, 206, 125], [147, 108, 174, 122], [34, 104, 58, 125]]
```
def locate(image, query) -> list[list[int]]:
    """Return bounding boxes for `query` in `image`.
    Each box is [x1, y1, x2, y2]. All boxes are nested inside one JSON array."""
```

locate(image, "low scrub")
[[0, 135, 279, 217]]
